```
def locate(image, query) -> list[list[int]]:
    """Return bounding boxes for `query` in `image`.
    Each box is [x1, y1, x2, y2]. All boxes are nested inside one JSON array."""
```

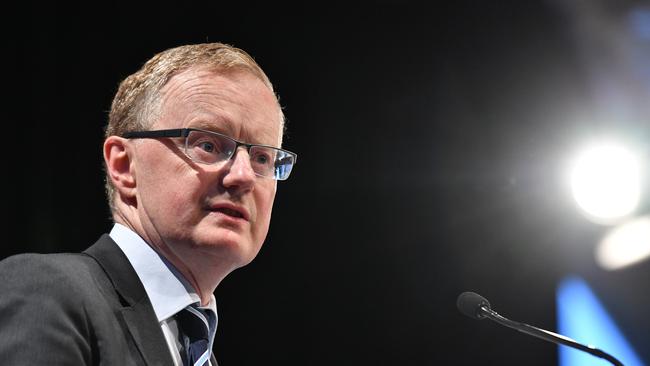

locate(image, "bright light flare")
[[569, 143, 641, 224], [596, 216, 650, 270]]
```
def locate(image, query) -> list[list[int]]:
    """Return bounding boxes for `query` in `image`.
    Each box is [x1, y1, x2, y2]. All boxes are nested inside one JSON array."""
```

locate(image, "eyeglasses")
[[122, 128, 297, 181]]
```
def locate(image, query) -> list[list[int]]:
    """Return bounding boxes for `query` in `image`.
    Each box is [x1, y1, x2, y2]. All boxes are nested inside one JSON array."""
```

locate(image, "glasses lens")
[[185, 130, 295, 180], [186, 130, 236, 164], [250, 147, 295, 180]]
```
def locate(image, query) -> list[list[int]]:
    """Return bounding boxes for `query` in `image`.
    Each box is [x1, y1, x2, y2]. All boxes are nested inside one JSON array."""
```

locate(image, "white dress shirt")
[[110, 223, 218, 366]]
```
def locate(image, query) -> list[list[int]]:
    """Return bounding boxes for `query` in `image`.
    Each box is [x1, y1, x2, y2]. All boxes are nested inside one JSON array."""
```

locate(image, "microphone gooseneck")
[[456, 291, 624, 366]]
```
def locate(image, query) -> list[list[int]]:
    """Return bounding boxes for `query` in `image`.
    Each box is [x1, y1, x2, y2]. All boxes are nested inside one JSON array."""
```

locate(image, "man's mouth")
[[214, 207, 244, 219], [207, 203, 249, 221]]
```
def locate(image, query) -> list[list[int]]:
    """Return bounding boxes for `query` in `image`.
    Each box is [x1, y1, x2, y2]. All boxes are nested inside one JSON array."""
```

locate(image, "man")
[[0, 42, 297, 365]]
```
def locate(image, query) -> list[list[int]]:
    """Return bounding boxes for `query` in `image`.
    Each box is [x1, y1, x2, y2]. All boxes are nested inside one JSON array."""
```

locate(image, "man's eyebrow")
[[189, 118, 237, 136]]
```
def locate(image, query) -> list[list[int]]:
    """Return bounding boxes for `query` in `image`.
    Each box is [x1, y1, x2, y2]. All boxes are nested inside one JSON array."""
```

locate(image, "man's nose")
[[222, 147, 256, 190]]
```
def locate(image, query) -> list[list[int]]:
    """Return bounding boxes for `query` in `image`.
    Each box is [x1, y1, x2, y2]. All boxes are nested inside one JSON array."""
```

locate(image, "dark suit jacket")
[[0, 234, 218, 366]]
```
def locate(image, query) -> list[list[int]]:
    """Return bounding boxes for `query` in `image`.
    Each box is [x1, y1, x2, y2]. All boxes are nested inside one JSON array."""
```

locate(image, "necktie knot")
[[176, 304, 216, 366]]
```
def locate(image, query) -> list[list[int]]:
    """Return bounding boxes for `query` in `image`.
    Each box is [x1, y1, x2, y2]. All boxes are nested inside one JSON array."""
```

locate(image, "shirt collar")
[[109, 223, 217, 322]]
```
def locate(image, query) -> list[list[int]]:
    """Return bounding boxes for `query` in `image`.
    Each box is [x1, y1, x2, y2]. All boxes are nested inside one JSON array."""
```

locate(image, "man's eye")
[[252, 151, 272, 165], [197, 141, 216, 153]]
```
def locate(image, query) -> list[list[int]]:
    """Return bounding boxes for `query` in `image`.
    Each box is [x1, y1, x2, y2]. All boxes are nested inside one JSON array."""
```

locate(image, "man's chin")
[[196, 233, 259, 261]]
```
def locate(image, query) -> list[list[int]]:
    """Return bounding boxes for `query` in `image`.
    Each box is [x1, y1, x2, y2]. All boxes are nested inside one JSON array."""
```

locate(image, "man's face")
[[131, 67, 281, 273]]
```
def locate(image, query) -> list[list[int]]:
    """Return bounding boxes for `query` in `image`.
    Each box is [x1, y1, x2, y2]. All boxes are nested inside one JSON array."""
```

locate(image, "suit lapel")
[[85, 235, 174, 366], [120, 302, 173, 366]]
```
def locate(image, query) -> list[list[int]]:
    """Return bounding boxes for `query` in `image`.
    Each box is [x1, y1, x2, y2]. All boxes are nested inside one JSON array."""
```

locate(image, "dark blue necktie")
[[176, 304, 217, 366]]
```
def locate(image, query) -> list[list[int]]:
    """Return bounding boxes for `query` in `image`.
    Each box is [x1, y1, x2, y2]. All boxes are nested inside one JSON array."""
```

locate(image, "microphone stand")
[[479, 306, 624, 366]]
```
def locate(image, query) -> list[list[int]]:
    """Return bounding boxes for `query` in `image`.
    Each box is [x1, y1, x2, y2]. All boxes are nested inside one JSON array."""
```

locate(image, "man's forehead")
[[165, 65, 263, 90], [158, 67, 284, 146]]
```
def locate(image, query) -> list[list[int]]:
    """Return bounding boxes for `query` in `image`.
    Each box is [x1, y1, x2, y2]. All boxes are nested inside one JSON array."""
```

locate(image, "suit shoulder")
[[0, 252, 100, 293], [0, 252, 105, 364], [0, 251, 95, 272]]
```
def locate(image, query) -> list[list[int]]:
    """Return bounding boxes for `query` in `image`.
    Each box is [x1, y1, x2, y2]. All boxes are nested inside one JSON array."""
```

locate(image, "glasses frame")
[[122, 128, 297, 181]]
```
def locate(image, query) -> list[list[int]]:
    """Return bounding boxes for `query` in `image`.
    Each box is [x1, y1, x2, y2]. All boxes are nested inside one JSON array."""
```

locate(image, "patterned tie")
[[176, 303, 217, 366]]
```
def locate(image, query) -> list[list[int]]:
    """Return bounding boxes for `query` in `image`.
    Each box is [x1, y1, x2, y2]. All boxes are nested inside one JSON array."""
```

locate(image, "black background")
[[6, 1, 650, 365]]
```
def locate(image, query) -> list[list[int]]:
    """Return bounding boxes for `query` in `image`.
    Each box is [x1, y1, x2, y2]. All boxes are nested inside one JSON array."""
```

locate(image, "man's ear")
[[104, 136, 136, 198]]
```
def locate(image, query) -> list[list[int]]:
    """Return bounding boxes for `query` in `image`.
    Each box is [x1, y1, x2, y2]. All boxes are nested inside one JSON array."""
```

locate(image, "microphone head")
[[457, 291, 491, 320]]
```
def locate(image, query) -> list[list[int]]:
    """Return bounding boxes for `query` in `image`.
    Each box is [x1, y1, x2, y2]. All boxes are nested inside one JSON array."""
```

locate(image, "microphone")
[[456, 291, 624, 366]]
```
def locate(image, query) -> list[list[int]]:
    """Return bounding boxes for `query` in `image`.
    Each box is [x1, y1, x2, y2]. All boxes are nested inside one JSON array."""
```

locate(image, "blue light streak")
[[557, 276, 645, 366]]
